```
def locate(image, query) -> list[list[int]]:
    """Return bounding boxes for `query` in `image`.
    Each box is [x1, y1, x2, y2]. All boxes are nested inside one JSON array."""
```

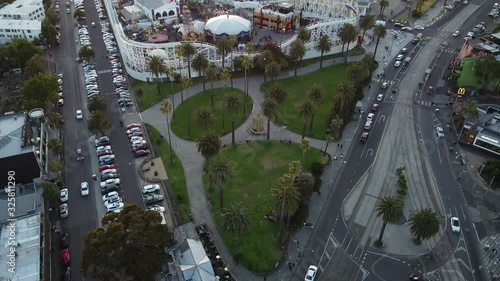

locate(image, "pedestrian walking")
[[340, 144, 343, 149], [264, 277, 267, 281], [288, 262, 292, 271], [333, 156, 337, 161], [337, 143, 340, 148]]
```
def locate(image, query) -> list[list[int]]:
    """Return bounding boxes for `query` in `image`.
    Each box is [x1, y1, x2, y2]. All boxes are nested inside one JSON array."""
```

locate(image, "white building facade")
[[0, 0, 44, 45], [0, 0, 45, 21], [133, 0, 178, 22]]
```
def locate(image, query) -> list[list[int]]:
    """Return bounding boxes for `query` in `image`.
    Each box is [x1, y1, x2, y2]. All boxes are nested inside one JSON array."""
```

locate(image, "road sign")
[[457, 87, 466, 97]]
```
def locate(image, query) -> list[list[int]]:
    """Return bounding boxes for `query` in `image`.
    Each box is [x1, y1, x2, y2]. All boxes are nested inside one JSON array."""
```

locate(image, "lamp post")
[[484, 176, 496, 198]]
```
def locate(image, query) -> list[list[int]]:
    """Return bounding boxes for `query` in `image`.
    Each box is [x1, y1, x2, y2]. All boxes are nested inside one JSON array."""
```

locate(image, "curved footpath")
[[120, 30, 426, 280]]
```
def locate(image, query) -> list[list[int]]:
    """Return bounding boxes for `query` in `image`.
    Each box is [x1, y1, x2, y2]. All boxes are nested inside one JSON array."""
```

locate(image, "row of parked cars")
[[124, 123, 151, 157], [142, 184, 166, 211], [464, 22, 487, 40], [98, 10, 118, 53], [489, 3, 499, 18]]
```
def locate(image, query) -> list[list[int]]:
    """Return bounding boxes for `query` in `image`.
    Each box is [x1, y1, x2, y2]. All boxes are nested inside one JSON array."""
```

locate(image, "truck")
[[403, 57, 411, 67]]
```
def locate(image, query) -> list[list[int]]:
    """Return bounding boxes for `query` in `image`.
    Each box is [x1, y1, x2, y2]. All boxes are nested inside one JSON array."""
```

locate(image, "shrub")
[[176, 192, 183, 202], [313, 177, 322, 191], [310, 162, 324, 177], [136, 88, 143, 96], [412, 10, 423, 17]]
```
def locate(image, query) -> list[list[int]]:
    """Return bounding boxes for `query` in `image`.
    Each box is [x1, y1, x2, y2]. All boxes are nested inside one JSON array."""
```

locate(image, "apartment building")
[[0, 0, 44, 44]]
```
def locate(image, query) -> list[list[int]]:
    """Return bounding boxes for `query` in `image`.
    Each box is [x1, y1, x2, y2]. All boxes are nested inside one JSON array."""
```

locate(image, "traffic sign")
[[457, 87, 466, 97]]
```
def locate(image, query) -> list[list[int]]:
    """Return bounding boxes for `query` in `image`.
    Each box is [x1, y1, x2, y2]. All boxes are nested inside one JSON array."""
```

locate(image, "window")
[[0, 34, 5, 37], [5, 29, 10, 32], [27, 30, 31, 33], [29, 35, 32, 38]]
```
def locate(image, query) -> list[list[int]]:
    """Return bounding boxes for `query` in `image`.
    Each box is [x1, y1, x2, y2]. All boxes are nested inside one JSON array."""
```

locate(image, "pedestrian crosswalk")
[[372, 78, 395, 84]]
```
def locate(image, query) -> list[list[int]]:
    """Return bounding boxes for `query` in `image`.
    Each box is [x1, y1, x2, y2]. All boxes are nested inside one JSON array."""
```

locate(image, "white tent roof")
[[148, 49, 168, 58], [204, 14, 251, 35], [174, 239, 216, 281]]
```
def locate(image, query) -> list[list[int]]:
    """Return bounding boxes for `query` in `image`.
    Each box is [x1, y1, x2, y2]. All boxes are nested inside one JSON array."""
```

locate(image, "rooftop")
[[0, 213, 41, 281], [124, 5, 144, 13], [0, 0, 43, 15], [0, 19, 41, 30], [135, 0, 175, 11], [0, 113, 33, 159]]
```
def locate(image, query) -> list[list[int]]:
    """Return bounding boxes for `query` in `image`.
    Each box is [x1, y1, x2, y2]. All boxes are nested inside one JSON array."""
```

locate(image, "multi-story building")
[[0, 0, 44, 44]]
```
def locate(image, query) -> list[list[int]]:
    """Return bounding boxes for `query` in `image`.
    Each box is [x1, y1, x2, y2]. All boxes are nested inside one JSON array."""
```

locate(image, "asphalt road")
[[51, 0, 144, 280]]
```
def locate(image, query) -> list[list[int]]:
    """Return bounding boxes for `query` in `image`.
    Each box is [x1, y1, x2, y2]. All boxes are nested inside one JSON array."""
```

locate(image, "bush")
[[310, 162, 324, 177], [412, 9, 423, 17], [313, 177, 322, 191], [136, 88, 143, 96]]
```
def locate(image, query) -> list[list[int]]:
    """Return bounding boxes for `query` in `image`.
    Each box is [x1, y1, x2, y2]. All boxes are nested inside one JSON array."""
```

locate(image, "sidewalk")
[[134, 32, 413, 280]]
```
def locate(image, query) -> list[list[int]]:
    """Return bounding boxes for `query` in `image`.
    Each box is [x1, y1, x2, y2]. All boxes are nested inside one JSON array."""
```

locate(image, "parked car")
[[60, 233, 69, 248], [360, 132, 369, 143], [143, 194, 164, 204], [376, 94, 384, 102], [95, 136, 110, 147], [96, 145, 112, 153], [135, 150, 150, 158], [60, 188, 69, 202], [102, 191, 120, 202], [147, 206, 166, 212], [436, 127, 445, 138], [142, 184, 160, 194], [305, 265, 318, 281], [101, 173, 119, 181], [60, 203, 69, 218], [364, 121, 373, 130], [126, 123, 142, 130], [101, 169, 117, 176], [97, 150, 113, 157], [99, 155, 115, 162], [371, 104, 379, 112], [106, 202, 124, 213], [100, 178, 121, 188], [61, 248, 71, 264], [99, 164, 116, 172]]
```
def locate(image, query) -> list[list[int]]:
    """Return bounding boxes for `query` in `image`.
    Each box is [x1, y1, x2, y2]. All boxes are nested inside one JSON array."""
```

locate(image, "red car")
[[99, 164, 116, 172], [426, 86, 433, 95], [97, 150, 113, 157], [132, 143, 148, 151], [128, 132, 143, 139], [61, 248, 71, 264], [126, 123, 142, 130]]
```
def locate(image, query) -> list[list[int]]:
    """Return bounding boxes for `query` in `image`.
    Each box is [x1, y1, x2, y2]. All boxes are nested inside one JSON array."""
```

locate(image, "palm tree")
[[257, 50, 273, 82], [373, 25, 387, 59], [88, 110, 111, 136], [146, 55, 167, 97], [265, 61, 281, 82], [78, 46, 96, 61], [167, 65, 177, 119], [409, 208, 440, 244], [329, 117, 344, 140], [271, 173, 300, 242], [268, 84, 288, 116], [216, 38, 233, 69], [87, 96, 107, 113], [219, 201, 249, 254], [300, 137, 310, 169], [204, 65, 218, 108], [181, 76, 193, 138], [379, 0, 389, 17], [360, 15, 375, 44], [220, 68, 231, 132], [47, 112, 63, 128], [289, 39, 306, 76], [210, 157, 235, 211], [297, 27, 311, 42], [339, 23, 358, 63], [315, 35, 332, 69], [245, 42, 255, 54], [47, 138, 63, 154], [375, 196, 404, 246], [336, 81, 355, 114], [197, 32, 205, 46], [159, 99, 174, 165], [241, 55, 252, 115], [179, 42, 196, 78], [192, 52, 209, 90], [224, 93, 241, 145], [194, 106, 215, 131], [306, 85, 324, 135], [347, 61, 370, 85], [197, 131, 221, 189], [296, 99, 316, 139], [261, 97, 278, 140]]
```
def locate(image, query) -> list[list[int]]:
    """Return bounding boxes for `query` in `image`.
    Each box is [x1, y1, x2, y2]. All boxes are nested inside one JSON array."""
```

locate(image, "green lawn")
[[457, 60, 479, 88], [145, 124, 190, 224], [170, 87, 252, 140], [207, 141, 325, 273], [261, 64, 349, 140], [132, 79, 183, 111]]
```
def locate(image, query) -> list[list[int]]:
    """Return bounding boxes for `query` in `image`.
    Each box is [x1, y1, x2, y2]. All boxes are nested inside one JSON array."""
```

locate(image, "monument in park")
[[248, 111, 267, 135]]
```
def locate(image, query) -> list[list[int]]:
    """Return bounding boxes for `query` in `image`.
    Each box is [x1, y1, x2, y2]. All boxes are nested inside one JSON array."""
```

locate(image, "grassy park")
[[132, 79, 183, 111], [146, 124, 190, 224], [207, 141, 325, 273], [261, 64, 348, 139], [170, 88, 252, 140]]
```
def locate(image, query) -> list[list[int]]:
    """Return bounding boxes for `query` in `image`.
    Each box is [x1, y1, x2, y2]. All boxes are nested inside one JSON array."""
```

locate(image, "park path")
[[139, 34, 407, 280]]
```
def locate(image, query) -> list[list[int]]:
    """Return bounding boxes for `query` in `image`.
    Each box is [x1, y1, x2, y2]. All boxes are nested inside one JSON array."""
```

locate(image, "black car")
[[134, 150, 150, 158], [411, 38, 419, 44], [120, 101, 134, 107], [60, 233, 69, 248]]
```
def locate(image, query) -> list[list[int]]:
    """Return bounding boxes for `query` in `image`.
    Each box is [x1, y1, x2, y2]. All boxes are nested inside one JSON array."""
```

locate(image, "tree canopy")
[[81, 204, 172, 281], [22, 73, 58, 111], [6, 38, 43, 69]]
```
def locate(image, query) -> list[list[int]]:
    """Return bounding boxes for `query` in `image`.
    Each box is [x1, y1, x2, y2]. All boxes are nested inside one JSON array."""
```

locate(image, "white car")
[[101, 169, 117, 176], [364, 121, 373, 130], [376, 94, 384, 102], [142, 184, 160, 194], [451, 217, 460, 233], [100, 178, 121, 188], [60, 203, 69, 218], [394, 60, 402, 67], [381, 81, 388, 89], [76, 110, 83, 120], [366, 113, 375, 122], [396, 54, 404, 60], [147, 206, 166, 212], [96, 145, 112, 153], [99, 155, 115, 162], [131, 140, 147, 147], [305, 265, 318, 281], [126, 127, 141, 135], [436, 127, 445, 138], [104, 197, 122, 207], [106, 202, 124, 213], [91, 21, 96, 27], [463, 0, 468, 4], [415, 25, 425, 30], [102, 191, 119, 202], [130, 136, 144, 142], [81, 182, 89, 196], [60, 188, 69, 202], [453, 31, 460, 37]]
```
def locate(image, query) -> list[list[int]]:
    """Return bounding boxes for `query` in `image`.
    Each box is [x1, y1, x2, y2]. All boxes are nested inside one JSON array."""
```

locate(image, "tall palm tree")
[[197, 32, 205, 47], [224, 92, 241, 145], [88, 110, 111, 136], [359, 14, 375, 43], [192, 52, 209, 90], [194, 106, 215, 131], [315, 34, 332, 69], [339, 23, 358, 63], [181, 76, 193, 138], [210, 157, 235, 211], [241, 55, 252, 115], [47, 112, 63, 128], [409, 208, 440, 244], [265, 61, 281, 82], [261, 97, 278, 140], [336, 81, 355, 114], [167, 65, 177, 119], [329, 117, 344, 140], [146, 55, 166, 97], [216, 38, 233, 69], [375, 196, 404, 246], [300, 137, 310, 169], [289, 39, 306, 76], [268, 84, 288, 115], [245, 43, 254, 95], [220, 68, 231, 132], [306, 85, 324, 135], [178, 42, 196, 78], [379, 0, 389, 17], [373, 25, 387, 59], [257, 49, 273, 82], [159, 99, 174, 165], [296, 99, 316, 139], [87, 95, 107, 113], [197, 131, 221, 189], [204, 65, 218, 108], [297, 27, 311, 42], [347, 61, 370, 86], [271, 173, 300, 242], [219, 201, 250, 253]]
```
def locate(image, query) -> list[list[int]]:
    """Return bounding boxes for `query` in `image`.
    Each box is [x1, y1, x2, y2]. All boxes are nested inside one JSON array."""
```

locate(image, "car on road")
[[99, 164, 116, 172], [381, 81, 388, 89], [81, 182, 89, 196], [414, 25, 424, 30], [60, 203, 69, 218], [371, 104, 379, 112], [142, 184, 160, 194], [426, 86, 434, 95], [143, 194, 164, 204], [61, 248, 71, 265], [364, 121, 373, 130], [100, 178, 121, 188], [401, 47, 408, 53], [106, 202, 124, 213], [60, 188, 69, 202], [394, 60, 402, 67], [436, 127, 445, 138], [453, 31, 460, 37], [451, 217, 460, 233], [409, 273, 420, 280], [366, 113, 375, 122], [401, 26, 413, 31], [376, 94, 384, 102], [305, 265, 318, 281], [147, 206, 166, 212], [360, 132, 369, 143], [411, 38, 419, 44], [396, 54, 404, 60], [76, 110, 83, 120]]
